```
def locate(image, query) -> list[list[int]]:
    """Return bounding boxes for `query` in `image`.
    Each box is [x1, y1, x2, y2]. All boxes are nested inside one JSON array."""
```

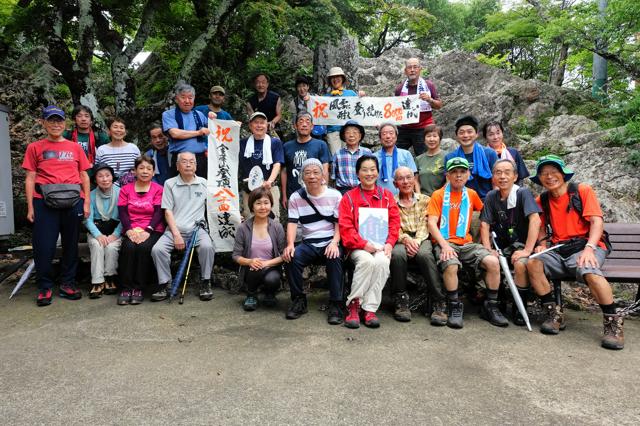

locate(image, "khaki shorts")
[[434, 242, 491, 279]]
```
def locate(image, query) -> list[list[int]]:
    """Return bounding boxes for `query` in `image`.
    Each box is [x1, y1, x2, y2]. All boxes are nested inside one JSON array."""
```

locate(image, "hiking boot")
[[151, 284, 169, 302], [262, 292, 277, 308], [602, 313, 624, 350], [103, 276, 118, 295], [36, 288, 53, 307], [540, 302, 563, 335], [512, 305, 526, 326], [243, 295, 258, 311], [117, 290, 131, 305], [393, 292, 411, 323], [59, 283, 82, 300], [430, 300, 448, 327], [344, 299, 360, 329], [199, 279, 214, 301], [285, 297, 308, 320], [130, 289, 143, 305], [327, 301, 343, 325], [481, 300, 509, 327], [363, 311, 380, 328], [447, 301, 464, 329]]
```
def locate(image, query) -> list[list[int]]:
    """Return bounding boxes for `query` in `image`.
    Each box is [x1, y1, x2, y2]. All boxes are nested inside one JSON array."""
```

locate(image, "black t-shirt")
[[480, 187, 541, 248]]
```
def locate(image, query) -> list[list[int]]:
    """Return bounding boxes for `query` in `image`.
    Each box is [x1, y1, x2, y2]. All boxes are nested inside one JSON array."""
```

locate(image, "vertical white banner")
[[207, 119, 241, 252]]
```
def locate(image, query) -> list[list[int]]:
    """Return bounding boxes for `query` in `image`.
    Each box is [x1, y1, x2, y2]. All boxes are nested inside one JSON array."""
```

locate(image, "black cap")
[[93, 163, 115, 179], [295, 75, 311, 87], [455, 115, 479, 133]]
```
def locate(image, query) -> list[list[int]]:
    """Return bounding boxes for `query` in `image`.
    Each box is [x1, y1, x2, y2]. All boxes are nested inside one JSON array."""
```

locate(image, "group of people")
[[22, 58, 625, 350]]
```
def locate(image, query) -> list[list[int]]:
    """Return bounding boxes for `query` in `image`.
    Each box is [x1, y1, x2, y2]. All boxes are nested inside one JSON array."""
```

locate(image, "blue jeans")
[[32, 198, 83, 290], [285, 241, 343, 302]]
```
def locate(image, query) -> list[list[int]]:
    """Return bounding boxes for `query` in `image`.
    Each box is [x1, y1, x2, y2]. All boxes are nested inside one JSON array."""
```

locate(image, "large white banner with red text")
[[307, 95, 421, 126]]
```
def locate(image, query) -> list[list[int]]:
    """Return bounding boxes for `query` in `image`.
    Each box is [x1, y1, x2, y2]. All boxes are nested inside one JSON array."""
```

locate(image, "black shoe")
[[151, 284, 169, 302], [130, 289, 144, 305], [512, 306, 526, 326], [286, 297, 308, 320], [199, 279, 214, 301], [447, 301, 464, 329], [327, 301, 343, 325], [262, 292, 277, 308], [481, 300, 509, 327], [393, 292, 411, 322]]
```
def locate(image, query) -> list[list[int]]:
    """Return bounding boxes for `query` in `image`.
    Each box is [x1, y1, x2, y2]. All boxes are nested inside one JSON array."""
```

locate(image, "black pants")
[[118, 232, 161, 291], [245, 267, 281, 296], [32, 198, 83, 289], [397, 127, 427, 155], [169, 152, 208, 179]]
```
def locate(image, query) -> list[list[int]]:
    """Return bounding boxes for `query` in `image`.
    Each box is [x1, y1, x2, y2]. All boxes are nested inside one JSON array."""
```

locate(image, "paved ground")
[[0, 283, 638, 425]]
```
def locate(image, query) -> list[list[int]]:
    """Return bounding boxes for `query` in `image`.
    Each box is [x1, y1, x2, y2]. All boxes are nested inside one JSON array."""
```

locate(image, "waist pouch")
[[557, 238, 587, 258], [94, 219, 119, 236], [39, 184, 81, 209]]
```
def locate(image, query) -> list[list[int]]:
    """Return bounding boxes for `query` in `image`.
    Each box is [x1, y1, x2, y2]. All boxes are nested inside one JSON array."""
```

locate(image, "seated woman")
[[482, 121, 529, 184], [95, 117, 141, 184], [232, 187, 285, 311], [85, 163, 122, 298], [116, 155, 164, 305], [338, 156, 401, 329], [415, 124, 446, 197]]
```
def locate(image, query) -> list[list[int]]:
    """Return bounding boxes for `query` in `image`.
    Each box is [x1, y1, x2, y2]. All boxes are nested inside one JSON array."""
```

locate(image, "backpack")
[[539, 182, 612, 254]]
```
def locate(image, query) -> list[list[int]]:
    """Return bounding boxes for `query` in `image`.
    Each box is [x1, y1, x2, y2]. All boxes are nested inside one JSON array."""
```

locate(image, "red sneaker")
[[363, 311, 380, 328], [59, 283, 82, 300], [344, 299, 360, 329], [36, 288, 53, 306]]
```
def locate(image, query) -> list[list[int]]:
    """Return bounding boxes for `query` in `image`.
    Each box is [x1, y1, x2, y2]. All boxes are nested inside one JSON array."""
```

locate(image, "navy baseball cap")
[[42, 105, 65, 120]]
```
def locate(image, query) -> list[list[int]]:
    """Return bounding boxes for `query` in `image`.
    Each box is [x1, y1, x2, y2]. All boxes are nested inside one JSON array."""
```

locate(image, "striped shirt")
[[95, 143, 141, 177], [288, 187, 341, 247], [331, 146, 372, 190]]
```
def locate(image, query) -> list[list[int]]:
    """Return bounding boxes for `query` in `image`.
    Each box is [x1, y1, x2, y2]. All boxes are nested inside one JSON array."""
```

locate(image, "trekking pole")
[[491, 232, 532, 332], [179, 242, 197, 305], [169, 222, 202, 303]]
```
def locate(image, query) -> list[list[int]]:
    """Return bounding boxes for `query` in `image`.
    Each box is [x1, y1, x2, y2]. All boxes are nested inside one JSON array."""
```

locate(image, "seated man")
[[526, 155, 624, 350], [390, 167, 446, 325], [282, 159, 343, 325], [479, 159, 541, 325], [150, 152, 215, 301], [427, 157, 506, 329]]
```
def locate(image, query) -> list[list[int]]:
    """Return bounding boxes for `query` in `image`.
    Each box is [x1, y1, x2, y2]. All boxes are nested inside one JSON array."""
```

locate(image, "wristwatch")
[[585, 243, 597, 250]]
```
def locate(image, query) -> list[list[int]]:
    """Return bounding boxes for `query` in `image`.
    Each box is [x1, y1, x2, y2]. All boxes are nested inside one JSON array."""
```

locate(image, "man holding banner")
[[239, 112, 284, 220], [394, 58, 442, 155]]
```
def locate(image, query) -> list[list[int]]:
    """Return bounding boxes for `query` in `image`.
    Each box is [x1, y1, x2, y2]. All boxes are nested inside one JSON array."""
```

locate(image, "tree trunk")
[[549, 43, 568, 86]]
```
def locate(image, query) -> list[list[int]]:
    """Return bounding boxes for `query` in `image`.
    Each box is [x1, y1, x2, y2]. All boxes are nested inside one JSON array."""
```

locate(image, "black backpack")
[[540, 182, 612, 254]]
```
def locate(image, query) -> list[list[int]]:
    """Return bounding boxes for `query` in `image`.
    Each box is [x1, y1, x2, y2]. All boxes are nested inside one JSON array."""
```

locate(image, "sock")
[[487, 289, 498, 301], [600, 303, 617, 315], [446, 290, 459, 302], [540, 291, 554, 304]]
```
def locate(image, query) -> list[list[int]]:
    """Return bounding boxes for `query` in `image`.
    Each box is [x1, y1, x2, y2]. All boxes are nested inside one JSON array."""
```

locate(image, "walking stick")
[[491, 232, 532, 332], [169, 221, 204, 303], [179, 242, 197, 305]]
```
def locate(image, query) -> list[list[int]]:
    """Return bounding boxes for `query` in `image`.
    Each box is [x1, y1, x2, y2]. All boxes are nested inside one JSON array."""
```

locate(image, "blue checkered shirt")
[[331, 146, 372, 190]]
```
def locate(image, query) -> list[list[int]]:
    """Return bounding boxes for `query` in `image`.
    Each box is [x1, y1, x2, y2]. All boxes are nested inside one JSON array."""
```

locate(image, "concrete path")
[[0, 285, 638, 425]]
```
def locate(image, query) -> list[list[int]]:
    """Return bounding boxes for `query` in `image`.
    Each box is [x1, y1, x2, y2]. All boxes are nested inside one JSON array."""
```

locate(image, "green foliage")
[[476, 52, 512, 71], [511, 111, 554, 137]]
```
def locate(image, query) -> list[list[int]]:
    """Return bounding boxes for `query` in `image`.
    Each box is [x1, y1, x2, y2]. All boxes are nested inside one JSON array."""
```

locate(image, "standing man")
[[150, 151, 215, 302], [288, 75, 326, 140], [246, 73, 282, 135], [427, 157, 507, 329], [23, 106, 91, 306], [239, 112, 284, 219], [195, 85, 233, 120], [394, 58, 442, 155], [479, 159, 542, 326], [162, 83, 210, 179], [280, 111, 331, 208], [526, 155, 624, 350], [145, 123, 170, 186], [390, 167, 446, 325], [376, 122, 419, 196], [63, 105, 109, 166]]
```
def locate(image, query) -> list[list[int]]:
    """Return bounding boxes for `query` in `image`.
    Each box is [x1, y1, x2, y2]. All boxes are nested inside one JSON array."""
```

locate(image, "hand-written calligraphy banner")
[[207, 119, 241, 252], [308, 95, 421, 126]]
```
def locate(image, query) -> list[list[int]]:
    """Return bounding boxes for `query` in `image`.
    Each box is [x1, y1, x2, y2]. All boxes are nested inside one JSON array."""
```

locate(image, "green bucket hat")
[[530, 154, 574, 186], [446, 157, 470, 172]]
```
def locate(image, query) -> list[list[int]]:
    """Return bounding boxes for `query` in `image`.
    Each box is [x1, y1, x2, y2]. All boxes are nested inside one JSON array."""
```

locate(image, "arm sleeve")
[[479, 192, 495, 224], [472, 191, 484, 212], [427, 81, 439, 99], [338, 194, 366, 250], [162, 109, 177, 133], [195, 110, 207, 129], [22, 144, 37, 171], [579, 184, 603, 219], [231, 223, 246, 263], [147, 205, 164, 230], [161, 182, 174, 210], [273, 139, 285, 164], [287, 193, 300, 224], [386, 194, 401, 246], [85, 196, 102, 237], [118, 206, 131, 231]]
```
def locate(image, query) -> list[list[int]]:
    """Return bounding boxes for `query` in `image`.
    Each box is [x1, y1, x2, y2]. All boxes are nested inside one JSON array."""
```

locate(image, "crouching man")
[[390, 166, 446, 325], [427, 157, 507, 329], [151, 152, 215, 301], [527, 155, 624, 350], [479, 159, 541, 325]]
